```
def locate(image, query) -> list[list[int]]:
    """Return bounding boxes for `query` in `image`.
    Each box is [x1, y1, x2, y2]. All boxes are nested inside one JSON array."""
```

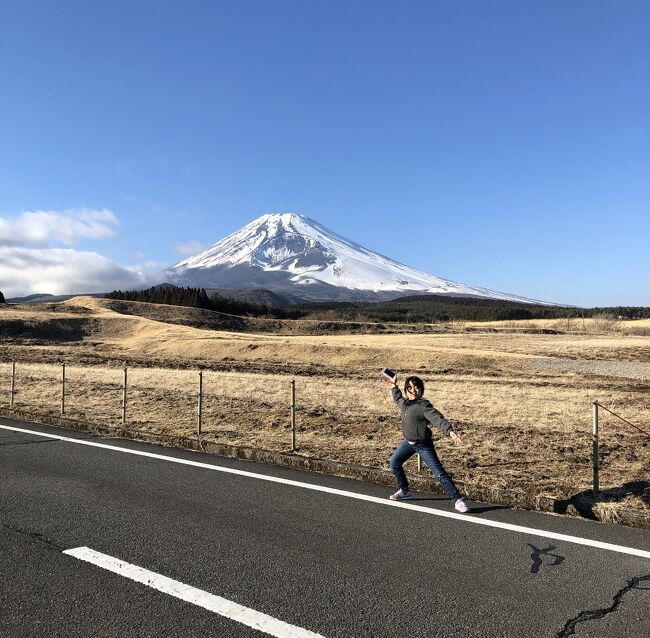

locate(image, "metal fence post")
[[592, 400, 599, 496], [10, 360, 16, 407], [290, 379, 296, 452], [122, 366, 128, 425], [197, 370, 203, 435], [61, 363, 66, 415]]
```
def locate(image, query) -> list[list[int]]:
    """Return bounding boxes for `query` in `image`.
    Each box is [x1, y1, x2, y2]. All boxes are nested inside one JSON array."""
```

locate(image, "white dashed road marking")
[[64, 546, 326, 638]]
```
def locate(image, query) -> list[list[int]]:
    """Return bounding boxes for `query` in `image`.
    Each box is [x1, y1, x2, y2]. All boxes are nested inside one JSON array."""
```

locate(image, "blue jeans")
[[389, 439, 461, 501]]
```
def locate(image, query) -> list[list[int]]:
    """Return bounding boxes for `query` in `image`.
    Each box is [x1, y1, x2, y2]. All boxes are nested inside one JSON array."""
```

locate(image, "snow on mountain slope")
[[171, 213, 549, 304]]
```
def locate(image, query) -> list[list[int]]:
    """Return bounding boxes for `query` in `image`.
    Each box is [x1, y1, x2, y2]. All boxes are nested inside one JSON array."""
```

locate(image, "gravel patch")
[[531, 357, 650, 380]]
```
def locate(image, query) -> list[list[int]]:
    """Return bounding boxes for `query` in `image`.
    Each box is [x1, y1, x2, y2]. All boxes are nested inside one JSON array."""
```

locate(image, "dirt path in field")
[[531, 357, 650, 380]]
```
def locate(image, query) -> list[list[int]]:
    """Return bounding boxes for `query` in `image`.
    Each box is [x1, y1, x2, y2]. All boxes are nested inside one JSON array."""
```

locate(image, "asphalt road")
[[1, 417, 648, 638]]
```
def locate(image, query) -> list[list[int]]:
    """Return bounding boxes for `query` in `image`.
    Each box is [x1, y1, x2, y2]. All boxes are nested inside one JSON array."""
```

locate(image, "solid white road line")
[[3, 422, 650, 560], [64, 546, 325, 638]]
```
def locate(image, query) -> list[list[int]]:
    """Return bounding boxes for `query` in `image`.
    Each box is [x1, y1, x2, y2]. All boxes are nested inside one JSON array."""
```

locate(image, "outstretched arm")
[[423, 403, 454, 436], [424, 404, 463, 444]]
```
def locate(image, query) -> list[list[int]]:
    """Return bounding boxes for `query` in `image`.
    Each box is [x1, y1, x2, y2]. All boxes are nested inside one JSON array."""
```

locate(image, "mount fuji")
[[168, 213, 548, 304]]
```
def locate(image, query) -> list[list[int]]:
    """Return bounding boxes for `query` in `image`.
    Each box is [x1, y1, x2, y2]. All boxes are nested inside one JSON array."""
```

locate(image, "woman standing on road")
[[384, 372, 469, 513]]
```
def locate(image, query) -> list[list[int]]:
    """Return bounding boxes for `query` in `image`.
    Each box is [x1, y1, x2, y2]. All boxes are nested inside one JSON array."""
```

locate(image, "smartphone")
[[382, 368, 396, 381]]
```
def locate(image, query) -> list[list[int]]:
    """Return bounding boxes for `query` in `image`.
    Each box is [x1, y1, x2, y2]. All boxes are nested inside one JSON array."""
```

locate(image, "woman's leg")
[[389, 440, 415, 491], [415, 442, 462, 501]]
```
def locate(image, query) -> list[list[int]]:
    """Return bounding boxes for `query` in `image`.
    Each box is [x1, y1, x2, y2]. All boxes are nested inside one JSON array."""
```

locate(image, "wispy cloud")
[[0, 208, 118, 247], [124, 195, 161, 213], [123, 260, 169, 283], [0, 247, 166, 298], [0, 207, 167, 298], [173, 240, 206, 257]]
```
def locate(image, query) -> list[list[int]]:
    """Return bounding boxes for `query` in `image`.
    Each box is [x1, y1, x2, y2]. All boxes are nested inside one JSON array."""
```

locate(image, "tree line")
[[299, 295, 650, 323], [104, 287, 650, 323], [105, 286, 300, 318]]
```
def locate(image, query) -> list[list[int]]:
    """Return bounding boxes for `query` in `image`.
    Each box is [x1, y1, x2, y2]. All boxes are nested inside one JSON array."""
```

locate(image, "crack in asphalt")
[[1, 523, 66, 552], [556, 574, 650, 637]]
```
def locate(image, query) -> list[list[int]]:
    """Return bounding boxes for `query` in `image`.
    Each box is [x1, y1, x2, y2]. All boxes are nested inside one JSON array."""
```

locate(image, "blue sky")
[[1, 1, 648, 306]]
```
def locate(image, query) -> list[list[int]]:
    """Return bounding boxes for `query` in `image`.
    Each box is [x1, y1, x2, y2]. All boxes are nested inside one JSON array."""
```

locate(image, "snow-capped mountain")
[[169, 213, 548, 304]]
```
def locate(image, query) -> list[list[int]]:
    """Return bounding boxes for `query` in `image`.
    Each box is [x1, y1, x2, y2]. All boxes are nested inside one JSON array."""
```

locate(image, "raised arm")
[[391, 385, 406, 408]]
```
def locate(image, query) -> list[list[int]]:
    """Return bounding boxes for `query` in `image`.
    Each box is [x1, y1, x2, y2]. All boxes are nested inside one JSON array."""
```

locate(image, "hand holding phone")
[[382, 368, 397, 383]]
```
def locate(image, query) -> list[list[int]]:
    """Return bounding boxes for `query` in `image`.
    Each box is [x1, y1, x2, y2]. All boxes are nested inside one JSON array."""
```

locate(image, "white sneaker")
[[454, 498, 469, 513], [389, 489, 412, 501]]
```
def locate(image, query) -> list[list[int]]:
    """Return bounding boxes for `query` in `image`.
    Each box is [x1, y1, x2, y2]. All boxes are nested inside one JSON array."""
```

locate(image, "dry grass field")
[[1, 297, 648, 519]]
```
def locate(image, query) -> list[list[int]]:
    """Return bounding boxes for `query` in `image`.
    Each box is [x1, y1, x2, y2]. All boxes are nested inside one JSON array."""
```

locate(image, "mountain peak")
[[258, 212, 305, 224], [170, 213, 550, 304]]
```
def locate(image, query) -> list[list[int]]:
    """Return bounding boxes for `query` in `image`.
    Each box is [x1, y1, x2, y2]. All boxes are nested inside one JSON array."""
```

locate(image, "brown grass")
[[1, 297, 648, 515]]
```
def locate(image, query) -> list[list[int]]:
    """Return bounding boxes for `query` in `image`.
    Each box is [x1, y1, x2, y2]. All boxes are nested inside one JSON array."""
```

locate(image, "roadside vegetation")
[[1, 296, 648, 521]]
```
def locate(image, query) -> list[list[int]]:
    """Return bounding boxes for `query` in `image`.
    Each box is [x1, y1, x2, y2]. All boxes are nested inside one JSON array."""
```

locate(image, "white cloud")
[[123, 260, 169, 283], [0, 247, 166, 299], [174, 240, 206, 257], [0, 207, 174, 298], [0, 208, 119, 247]]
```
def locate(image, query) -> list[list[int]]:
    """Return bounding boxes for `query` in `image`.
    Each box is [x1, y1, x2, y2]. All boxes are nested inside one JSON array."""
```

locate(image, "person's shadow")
[[553, 480, 649, 519], [409, 497, 506, 514], [467, 504, 507, 514]]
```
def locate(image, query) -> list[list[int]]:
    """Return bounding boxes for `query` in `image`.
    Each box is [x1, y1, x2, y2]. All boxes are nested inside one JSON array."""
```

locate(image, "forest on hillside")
[[105, 287, 650, 323], [105, 287, 301, 319], [298, 294, 650, 322]]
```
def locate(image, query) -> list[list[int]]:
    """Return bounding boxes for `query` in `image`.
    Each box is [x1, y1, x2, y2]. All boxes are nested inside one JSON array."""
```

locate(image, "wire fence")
[[3, 359, 648, 498], [591, 400, 649, 496], [4, 359, 397, 457]]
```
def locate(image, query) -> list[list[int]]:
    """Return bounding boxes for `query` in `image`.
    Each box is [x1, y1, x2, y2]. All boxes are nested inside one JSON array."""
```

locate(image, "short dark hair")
[[404, 376, 424, 394]]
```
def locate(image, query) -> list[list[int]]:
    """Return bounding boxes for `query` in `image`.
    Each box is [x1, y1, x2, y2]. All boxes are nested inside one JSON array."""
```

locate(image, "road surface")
[[1, 418, 648, 637]]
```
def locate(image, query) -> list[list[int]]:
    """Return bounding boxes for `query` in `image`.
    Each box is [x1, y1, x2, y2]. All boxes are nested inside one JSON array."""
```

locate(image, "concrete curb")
[[2, 408, 648, 531]]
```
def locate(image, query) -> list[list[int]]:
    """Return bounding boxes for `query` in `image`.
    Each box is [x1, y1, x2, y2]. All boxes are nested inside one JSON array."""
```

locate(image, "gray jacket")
[[392, 386, 453, 443]]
